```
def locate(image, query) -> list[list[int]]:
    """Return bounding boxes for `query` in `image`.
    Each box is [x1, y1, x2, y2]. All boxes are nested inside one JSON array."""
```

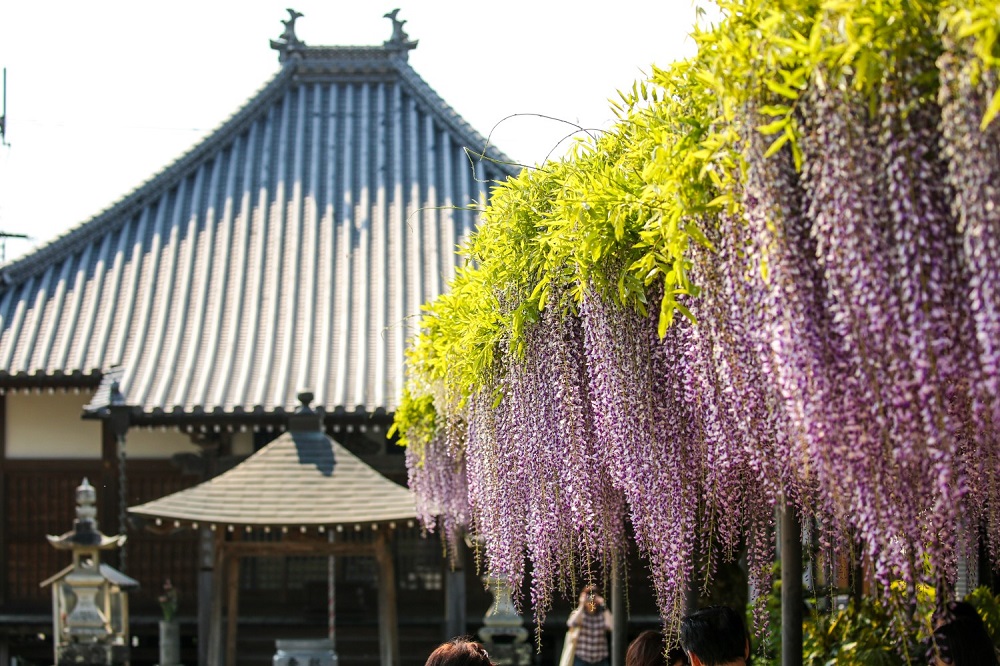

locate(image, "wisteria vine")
[[396, 0, 1000, 644]]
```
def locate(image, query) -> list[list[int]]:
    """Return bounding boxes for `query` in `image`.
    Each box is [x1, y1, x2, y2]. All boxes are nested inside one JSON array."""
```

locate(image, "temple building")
[[0, 10, 515, 665]]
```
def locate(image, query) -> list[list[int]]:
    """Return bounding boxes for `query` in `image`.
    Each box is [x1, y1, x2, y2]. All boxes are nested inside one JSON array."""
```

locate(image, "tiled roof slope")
[[0, 39, 517, 416], [128, 427, 417, 527]]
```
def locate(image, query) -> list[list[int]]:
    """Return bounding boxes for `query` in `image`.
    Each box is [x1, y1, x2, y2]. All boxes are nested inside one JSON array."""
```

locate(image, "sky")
[[0, 1, 707, 262]]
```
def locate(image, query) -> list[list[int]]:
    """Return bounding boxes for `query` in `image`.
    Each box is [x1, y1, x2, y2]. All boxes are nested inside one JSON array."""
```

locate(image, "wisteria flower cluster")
[[398, 0, 1000, 644]]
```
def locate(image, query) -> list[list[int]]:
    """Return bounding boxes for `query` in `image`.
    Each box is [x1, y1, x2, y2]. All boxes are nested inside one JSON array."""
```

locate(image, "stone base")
[[273, 639, 338, 666], [57, 642, 129, 665], [158, 619, 182, 666]]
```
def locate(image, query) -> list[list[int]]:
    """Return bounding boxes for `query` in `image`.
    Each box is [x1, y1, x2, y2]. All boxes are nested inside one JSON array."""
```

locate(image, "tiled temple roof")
[[129, 420, 417, 528], [0, 16, 516, 421]]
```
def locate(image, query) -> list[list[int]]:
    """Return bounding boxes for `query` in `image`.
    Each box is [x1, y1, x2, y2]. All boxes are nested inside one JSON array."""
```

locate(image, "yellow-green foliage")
[[386, 388, 437, 456], [396, 0, 1000, 450]]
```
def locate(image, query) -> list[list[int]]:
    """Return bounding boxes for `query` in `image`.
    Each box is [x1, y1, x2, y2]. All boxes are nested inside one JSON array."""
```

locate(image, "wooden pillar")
[[100, 420, 121, 568], [444, 537, 466, 640], [208, 531, 226, 666], [780, 502, 803, 666], [611, 553, 626, 666], [225, 546, 241, 666], [375, 531, 399, 666], [849, 535, 865, 605], [198, 527, 214, 666], [195, 436, 223, 666]]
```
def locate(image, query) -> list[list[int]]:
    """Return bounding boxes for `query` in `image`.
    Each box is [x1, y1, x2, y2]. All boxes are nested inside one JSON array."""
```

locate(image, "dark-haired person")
[[679, 606, 750, 666], [424, 637, 495, 666], [626, 629, 688, 666], [931, 601, 999, 666], [567, 585, 614, 666]]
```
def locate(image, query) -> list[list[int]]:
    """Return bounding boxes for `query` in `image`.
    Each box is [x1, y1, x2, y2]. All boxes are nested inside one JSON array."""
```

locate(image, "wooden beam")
[[221, 539, 376, 558], [375, 531, 399, 666], [225, 548, 241, 666]]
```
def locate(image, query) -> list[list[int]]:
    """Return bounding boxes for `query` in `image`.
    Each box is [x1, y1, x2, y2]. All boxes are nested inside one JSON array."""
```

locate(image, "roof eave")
[[0, 370, 103, 391]]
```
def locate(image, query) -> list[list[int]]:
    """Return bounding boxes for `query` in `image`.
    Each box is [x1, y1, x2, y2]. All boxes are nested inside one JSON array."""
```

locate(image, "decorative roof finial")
[[288, 389, 323, 432], [383, 9, 418, 57], [270, 8, 306, 63]]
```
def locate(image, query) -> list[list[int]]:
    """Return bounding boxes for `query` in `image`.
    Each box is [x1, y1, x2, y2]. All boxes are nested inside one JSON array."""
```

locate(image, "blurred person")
[[930, 601, 998, 666], [626, 629, 688, 666], [679, 606, 750, 666], [424, 637, 495, 666], [567, 584, 614, 666]]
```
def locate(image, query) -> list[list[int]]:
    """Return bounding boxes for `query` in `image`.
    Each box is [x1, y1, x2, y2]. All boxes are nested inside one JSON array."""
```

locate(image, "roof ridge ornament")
[[383, 9, 418, 58], [289, 390, 323, 432], [270, 8, 306, 64]]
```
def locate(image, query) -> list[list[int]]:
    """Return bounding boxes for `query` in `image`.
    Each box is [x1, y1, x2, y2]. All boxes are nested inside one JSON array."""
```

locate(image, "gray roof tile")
[[129, 429, 416, 527], [0, 41, 516, 417]]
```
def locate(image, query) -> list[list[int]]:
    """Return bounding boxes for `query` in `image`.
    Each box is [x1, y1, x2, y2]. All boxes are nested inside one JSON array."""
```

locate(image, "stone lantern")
[[477, 576, 531, 666], [41, 478, 137, 665]]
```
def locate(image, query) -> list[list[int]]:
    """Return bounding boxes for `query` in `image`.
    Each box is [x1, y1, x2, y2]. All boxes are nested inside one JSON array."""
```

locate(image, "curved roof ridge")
[[392, 58, 516, 172], [2, 45, 520, 286], [129, 429, 417, 527], [0, 36, 520, 414], [1, 66, 295, 283]]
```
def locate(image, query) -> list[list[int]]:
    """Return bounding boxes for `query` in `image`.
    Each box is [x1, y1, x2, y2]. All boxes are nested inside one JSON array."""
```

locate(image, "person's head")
[[930, 609, 998, 666], [424, 637, 495, 666], [680, 607, 749, 666], [933, 600, 980, 629], [626, 630, 689, 666]]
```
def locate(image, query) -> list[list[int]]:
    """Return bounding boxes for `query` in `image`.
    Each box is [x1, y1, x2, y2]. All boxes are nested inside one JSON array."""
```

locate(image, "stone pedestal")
[[478, 577, 531, 666], [158, 620, 181, 666], [273, 639, 338, 666]]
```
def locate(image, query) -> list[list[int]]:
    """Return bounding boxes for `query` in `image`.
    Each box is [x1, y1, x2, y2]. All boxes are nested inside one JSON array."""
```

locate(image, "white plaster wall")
[[7, 391, 100, 459], [6, 391, 199, 459], [230, 431, 253, 456], [126, 427, 199, 459]]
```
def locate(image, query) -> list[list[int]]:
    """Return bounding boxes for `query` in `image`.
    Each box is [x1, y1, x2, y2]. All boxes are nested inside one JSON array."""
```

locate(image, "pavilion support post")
[[198, 527, 214, 666], [375, 531, 399, 666], [225, 546, 241, 666], [208, 532, 226, 666], [611, 552, 626, 666], [780, 501, 803, 666]]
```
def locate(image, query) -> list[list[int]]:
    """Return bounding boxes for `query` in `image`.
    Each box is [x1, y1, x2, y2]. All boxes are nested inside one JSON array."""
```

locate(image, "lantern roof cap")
[[46, 478, 126, 550], [40, 562, 139, 590]]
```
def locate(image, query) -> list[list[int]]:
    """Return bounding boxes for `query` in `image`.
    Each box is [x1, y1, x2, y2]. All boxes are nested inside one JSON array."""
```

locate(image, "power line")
[[0, 231, 29, 263], [1, 68, 8, 147]]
